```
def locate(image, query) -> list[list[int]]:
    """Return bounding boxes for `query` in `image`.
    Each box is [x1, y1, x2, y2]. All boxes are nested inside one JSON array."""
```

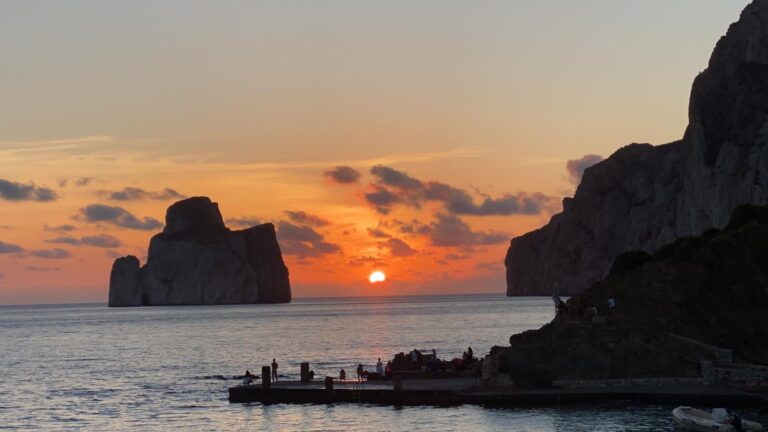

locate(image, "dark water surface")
[[1, 295, 688, 430]]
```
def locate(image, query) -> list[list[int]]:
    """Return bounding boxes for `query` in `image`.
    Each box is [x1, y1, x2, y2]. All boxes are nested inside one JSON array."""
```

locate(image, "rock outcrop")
[[495, 205, 768, 381], [108, 197, 291, 306], [506, 0, 768, 295]]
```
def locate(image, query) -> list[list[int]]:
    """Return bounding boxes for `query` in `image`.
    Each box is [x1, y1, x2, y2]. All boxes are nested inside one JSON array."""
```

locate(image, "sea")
[[0, 294, 715, 431]]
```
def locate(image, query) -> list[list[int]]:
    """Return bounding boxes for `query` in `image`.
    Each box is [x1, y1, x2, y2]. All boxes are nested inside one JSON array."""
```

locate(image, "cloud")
[[423, 214, 508, 247], [75, 177, 96, 187], [25, 265, 59, 272], [379, 237, 417, 257], [43, 224, 76, 233], [225, 217, 261, 229], [81, 234, 122, 248], [45, 236, 81, 246], [324, 166, 361, 184], [0, 179, 58, 202], [566, 154, 604, 185], [0, 240, 24, 254], [31, 248, 71, 259], [285, 210, 330, 227], [364, 165, 557, 216], [77, 204, 162, 231], [97, 187, 186, 201], [348, 256, 389, 268], [277, 221, 341, 258], [105, 250, 123, 259], [366, 227, 392, 239]]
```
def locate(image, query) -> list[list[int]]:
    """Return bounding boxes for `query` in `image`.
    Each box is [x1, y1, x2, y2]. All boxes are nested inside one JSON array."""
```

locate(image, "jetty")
[[229, 377, 763, 407]]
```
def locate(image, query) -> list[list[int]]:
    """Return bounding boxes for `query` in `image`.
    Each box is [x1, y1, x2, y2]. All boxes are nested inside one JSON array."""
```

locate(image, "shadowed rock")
[[506, 0, 768, 295], [108, 197, 291, 306]]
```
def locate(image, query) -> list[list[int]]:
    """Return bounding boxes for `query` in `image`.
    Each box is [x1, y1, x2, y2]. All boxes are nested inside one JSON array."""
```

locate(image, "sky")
[[0, 0, 752, 304]]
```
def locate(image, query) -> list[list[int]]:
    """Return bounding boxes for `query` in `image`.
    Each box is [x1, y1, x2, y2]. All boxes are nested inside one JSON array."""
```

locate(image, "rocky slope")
[[495, 204, 768, 381], [506, 0, 768, 295], [108, 197, 291, 306]]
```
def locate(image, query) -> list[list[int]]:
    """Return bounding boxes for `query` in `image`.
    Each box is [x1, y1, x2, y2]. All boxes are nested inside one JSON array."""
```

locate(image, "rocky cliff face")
[[506, 0, 768, 295], [108, 197, 291, 306], [495, 205, 768, 381]]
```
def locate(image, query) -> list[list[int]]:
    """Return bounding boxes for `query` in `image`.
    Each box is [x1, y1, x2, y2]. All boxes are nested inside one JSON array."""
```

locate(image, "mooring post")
[[262, 366, 271, 390], [301, 362, 310, 383]]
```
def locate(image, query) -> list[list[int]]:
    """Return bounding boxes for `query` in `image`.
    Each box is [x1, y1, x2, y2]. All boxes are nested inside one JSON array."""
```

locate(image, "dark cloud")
[[97, 187, 186, 201], [43, 224, 76, 233], [424, 214, 508, 247], [379, 237, 417, 257], [277, 221, 341, 258], [0, 179, 57, 202], [366, 227, 392, 239], [78, 204, 163, 231], [81, 234, 122, 248], [105, 250, 123, 259], [324, 166, 361, 184], [364, 166, 556, 216], [45, 236, 81, 246], [566, 154, 604, 185], [75, 177, 96, 187], [31, 248, 71, 259], [285, 210, 330, 227], [348, 256, 389, 268], [225, 217, 261, 229], [0, 240, 24, 254]]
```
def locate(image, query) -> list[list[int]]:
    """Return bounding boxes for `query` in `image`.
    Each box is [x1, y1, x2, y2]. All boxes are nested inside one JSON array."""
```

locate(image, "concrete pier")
[[229, 378, 763, 407]]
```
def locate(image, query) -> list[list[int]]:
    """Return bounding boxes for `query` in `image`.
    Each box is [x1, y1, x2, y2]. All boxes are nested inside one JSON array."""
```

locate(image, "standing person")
[[552, 292, 561, 313], [376, 358, 384, 376], [411, 349, 419, 370], [467, 347, 473, 361], [271, 358, 278, 382], [339, 368, 346, 382], [607, 297, 616, 313], [356, 363, 364, 381]]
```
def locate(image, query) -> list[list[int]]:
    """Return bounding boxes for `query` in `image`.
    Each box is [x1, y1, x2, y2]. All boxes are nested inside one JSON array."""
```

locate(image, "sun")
[[368, 271, 386, 284]]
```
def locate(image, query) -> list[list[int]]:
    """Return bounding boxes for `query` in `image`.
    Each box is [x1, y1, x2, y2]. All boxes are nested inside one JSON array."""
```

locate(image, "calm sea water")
[[1, 294, 684, 430]]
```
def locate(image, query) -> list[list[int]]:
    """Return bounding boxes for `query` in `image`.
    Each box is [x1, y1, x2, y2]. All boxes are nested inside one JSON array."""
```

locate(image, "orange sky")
[[0, 1, 751, 304]]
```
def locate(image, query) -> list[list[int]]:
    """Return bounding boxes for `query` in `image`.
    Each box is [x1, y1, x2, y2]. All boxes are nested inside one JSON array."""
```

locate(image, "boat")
[[672, 406, 764, 431]]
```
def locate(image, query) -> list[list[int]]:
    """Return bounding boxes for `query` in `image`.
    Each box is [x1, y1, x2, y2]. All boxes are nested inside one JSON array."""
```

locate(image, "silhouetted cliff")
[[109, 197, 291, 306], [506, 0, 768, 295]]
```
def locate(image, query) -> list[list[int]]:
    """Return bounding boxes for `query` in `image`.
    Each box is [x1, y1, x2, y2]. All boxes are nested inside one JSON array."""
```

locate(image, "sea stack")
[[506, 0, 768, 295], [108, 197, 291, 306]]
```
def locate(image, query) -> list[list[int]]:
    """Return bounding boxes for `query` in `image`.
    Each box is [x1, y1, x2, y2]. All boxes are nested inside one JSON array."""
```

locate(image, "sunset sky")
[[0, 1, 750, 304]]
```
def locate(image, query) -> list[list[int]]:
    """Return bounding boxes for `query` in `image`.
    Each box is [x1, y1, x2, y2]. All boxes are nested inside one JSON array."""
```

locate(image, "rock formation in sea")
[[506, 0, 768, 295], [494, 204, 768, 383], [108, 197, 291, 306]]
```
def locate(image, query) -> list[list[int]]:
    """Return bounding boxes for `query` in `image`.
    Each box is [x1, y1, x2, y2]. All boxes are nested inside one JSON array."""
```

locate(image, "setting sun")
[[368, 271, 386, 284]]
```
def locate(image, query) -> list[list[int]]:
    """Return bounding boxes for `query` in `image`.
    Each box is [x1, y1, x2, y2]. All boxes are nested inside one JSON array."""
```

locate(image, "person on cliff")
[[376, 358, 384, 376], [339, 368, 346, 382], [356, 364, 364, 381], [271, 359, 278, 382], [411, 349, 419, 370], [552, 292, 560, 313]]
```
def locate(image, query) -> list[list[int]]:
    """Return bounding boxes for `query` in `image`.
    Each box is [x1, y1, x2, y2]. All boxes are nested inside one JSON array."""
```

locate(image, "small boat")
[[672, 406, 764, 431]]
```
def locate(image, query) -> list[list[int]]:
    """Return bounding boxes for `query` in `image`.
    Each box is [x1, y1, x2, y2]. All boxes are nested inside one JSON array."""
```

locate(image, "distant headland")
[[109, 197, 291, 306]]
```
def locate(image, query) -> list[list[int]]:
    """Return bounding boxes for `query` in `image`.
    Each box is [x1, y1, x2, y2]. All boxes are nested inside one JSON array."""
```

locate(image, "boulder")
[[108, 197, 291, 306], [506, 0, 768, 295]]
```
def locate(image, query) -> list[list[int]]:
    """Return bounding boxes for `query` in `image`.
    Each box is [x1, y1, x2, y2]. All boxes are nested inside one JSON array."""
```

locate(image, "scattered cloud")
[[566, 154, 604, 185], [77, 204, 163, 231], [81, 234, 122, 248], [285, 210, 330, 227], [45, 236, 81, 246], [97, 187, 185, 201], [31, 248, 71, 259], [43, 224, 76, 233], [25, 265, 59, 272], [75, 177, 97, 187], [105, 250, 123, 259], [378, 237, 417, 257], [226, 217, 261, 229], [0, 179, 58, 202], [348, 256, 388, 268], [423, 214, 508, 247], [475, 261, 504, 273], [364, 165, 557, 216], [366, 227, 392, 239], [277, 221, 341, 258], [324, 166, 361, 184], [0, 240, 24, 254]]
